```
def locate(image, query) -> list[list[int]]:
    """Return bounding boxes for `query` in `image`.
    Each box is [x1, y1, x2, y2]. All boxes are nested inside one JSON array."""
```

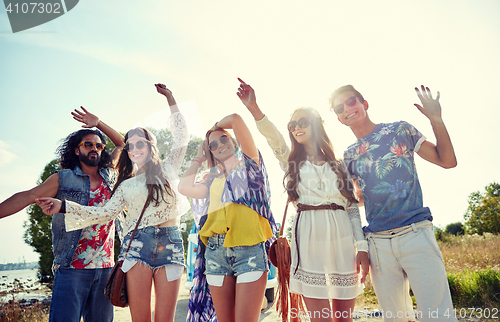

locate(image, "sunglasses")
[[78, 141, 105, 151], [287, 117, 310, 132], [333, 96, 358, 114], [209, 135, 230, 152], [124, 140, 149, 151]]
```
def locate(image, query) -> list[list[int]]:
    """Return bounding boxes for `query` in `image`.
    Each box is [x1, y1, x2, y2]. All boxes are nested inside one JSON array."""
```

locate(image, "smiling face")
[[208, 131, 236, 163], [126, 134, 151, 168], [333, 90, 369, 126], [289, 110, 314, 145], [75, 134, 103, 167]]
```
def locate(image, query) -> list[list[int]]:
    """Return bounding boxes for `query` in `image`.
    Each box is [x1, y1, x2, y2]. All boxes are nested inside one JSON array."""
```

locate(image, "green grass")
[[447, 268, 500, 307]]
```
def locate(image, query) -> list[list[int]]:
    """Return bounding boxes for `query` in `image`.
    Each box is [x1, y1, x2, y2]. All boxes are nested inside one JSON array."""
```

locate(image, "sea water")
[[0, 269, 49, 303]]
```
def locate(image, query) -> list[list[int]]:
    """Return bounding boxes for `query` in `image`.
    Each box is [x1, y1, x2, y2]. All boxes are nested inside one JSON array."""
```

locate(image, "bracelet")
[[60, 200, 66, 214], [193, 158, 202, 167]]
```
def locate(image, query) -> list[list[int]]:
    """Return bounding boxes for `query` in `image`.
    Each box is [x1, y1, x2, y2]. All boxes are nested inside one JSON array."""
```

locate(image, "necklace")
[[310, 162, 326, 190]]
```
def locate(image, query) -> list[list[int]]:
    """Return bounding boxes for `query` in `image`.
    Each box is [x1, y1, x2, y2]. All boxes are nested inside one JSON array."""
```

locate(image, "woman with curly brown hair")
[[239, 78, 368, 322]]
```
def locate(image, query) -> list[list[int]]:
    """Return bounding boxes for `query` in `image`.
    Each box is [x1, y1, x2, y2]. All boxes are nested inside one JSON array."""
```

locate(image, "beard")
[[79, 151, 101, 167]]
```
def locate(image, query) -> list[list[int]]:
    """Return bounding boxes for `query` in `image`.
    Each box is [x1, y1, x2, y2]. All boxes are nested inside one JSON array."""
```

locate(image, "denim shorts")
[[204, 233, 268, 276], [119, 226, 185, 269]]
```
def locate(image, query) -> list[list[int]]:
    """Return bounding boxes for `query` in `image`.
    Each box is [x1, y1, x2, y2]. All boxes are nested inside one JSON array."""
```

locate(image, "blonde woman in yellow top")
[[179, 94, 276, 322]]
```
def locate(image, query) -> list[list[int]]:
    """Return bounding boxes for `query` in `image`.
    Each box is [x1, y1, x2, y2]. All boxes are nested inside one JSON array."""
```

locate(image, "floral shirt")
[[70, 178, 114, 269], [343, 121, 432, 233]]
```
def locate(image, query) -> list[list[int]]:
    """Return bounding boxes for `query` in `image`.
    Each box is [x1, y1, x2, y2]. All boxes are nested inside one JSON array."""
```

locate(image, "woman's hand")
[[72, 106, 100, 128], [195, 140, 208, 164], [35, 198, 62, 215], [356, 251, 370, 283], [237, 78, 264, 121]]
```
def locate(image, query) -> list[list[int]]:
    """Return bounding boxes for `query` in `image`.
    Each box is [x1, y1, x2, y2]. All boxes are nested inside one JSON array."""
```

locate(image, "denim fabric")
[[52, 167, 114, 268], [49, 267, 113, 322], [205, 233, 268, 276], [119, 225, 185, 269]]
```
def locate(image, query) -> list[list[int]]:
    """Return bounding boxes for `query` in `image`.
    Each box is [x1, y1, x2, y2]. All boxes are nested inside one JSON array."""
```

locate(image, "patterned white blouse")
[[64, 112, 191, 239]]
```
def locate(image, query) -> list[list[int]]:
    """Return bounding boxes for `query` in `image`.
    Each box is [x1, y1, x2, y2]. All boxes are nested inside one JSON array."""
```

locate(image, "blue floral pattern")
[[344, 121, 433, 232]]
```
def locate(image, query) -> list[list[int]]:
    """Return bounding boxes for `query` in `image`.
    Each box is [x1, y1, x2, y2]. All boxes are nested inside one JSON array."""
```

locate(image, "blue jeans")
[[205, 233, 268, 276], [49, 267, 113, 322]]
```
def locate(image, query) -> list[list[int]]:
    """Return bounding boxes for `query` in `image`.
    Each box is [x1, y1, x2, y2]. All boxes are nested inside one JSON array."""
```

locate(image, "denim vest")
[[52, 166, 115, 268]]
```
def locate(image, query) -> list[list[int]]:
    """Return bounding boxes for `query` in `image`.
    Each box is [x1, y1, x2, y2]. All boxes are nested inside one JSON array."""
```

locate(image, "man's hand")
[[414, 85, 441, 121], [72, 106, 100, 128], [35, 198, 62, 215]]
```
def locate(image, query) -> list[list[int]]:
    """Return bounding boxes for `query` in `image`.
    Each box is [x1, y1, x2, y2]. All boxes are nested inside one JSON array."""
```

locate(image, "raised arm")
[[155, 83, 189, 170], [413, 85, 457, 169], [0, 173, 59, 219], [72, 106, 125, 166], [238, 78, 290, 171], [178, 141, 210, 199], [215, 113, 259, 165]]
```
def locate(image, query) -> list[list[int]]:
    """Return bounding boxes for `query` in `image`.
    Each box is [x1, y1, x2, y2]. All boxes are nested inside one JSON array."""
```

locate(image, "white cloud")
[[0, 141, 17, 167]]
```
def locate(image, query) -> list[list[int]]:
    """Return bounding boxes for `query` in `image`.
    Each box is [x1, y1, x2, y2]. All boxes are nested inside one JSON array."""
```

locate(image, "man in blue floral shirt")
[[330, 85, 457, 322]]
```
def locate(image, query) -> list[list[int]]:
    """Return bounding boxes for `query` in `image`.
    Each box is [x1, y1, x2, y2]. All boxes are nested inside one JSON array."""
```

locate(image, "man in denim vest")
[[330, 85, 457, 322], [0, 107, 124, 322]]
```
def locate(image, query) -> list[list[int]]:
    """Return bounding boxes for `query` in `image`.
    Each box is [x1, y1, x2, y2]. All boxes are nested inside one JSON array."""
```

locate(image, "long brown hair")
[[284, 108, 357, 205], [112, 127, 174, 208]]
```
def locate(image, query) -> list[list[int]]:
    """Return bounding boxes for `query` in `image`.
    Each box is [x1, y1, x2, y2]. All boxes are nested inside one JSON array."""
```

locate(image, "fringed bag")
[[268, 201, 306, 322]]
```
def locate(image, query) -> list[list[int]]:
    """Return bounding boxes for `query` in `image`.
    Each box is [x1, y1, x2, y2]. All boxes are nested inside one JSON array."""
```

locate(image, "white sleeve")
[[163, 111, 189, 171], [347, 204, 368, 252], [255, 115, 290, 172], [64, 186, 126, 231]]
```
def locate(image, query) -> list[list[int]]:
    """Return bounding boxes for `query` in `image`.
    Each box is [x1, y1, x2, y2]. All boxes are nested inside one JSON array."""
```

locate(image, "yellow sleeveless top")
[[198, 177, 273, 247]]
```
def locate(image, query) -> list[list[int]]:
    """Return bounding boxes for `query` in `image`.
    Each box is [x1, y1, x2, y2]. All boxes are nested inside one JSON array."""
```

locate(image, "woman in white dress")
[[237, 79, 369, 322]]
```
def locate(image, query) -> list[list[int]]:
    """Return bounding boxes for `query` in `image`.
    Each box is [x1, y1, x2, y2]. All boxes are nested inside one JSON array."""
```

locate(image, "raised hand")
[[414, 85, 442, 121], [155, 83, 177, 109], [72, 106, 100, 128], [237, 78, 264, 120], [35, 197, 62, 215], [236, 78, 256, 107]]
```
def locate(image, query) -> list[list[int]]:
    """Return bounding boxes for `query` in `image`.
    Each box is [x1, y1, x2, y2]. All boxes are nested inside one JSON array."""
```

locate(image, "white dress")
[[256, 115, 367, 300]]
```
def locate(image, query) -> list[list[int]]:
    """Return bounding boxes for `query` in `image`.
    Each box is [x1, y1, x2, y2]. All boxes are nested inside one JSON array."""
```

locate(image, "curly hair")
[[57, 129, 113, 170], [284, 107, 357, 205], [112, 127, 173, 208]]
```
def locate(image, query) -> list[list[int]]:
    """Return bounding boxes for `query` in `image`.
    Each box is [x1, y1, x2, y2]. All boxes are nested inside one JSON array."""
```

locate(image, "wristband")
[[193, 158, 202, 167], [60, 200, 66, 214]]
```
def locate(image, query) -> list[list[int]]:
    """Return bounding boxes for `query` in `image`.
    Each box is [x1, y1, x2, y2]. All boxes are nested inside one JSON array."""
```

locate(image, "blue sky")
[[1, 0, 499, 263]]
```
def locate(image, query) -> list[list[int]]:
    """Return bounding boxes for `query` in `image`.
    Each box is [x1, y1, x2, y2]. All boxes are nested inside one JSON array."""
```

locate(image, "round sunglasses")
[[287, 117, 310, 132], [124, 140, 149, 152], [209, 135, 230, 152], [332, 96, 358, 114], [78, 141, 105, 151]]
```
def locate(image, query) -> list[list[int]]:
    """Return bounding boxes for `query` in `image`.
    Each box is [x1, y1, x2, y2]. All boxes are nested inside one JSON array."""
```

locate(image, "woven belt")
[[296, 203, 345, 213]]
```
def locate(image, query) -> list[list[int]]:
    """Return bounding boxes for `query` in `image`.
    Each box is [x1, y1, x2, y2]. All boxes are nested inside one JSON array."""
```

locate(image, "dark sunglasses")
[[124, 140, 149, 151], [287, 117, 310, 132], [333, 96, 358, 114], [78, 141, 105, 151], [209, 135, 230, 152]]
